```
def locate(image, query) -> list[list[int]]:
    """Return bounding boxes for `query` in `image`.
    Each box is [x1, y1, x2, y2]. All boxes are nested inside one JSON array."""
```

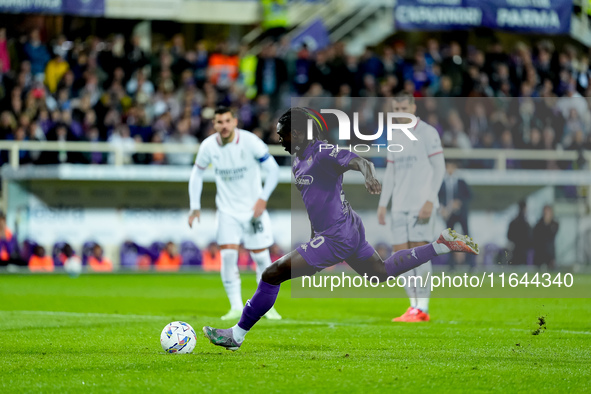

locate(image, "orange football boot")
[[392, 307, 415, 322], [393, 308, 430, 322]]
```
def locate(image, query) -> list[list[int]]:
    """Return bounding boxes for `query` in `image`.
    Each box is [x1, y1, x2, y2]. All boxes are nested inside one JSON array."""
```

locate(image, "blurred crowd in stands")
[[0, 208, 286, 272], [0, 27, 590, 168]]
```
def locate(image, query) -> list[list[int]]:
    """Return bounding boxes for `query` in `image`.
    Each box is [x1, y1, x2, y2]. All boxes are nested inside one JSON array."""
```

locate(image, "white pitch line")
[[0, 310, 169, 320], [1, 311, 589, 336]]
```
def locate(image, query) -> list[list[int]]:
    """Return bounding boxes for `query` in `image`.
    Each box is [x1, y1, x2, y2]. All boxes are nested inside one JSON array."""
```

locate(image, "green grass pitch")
[[1, 273, 590, 393]]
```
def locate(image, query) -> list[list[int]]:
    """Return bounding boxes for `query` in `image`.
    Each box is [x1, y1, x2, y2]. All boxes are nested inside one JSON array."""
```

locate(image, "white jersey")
[[385, 118, 443, 213], [195, 129, 270, 222]]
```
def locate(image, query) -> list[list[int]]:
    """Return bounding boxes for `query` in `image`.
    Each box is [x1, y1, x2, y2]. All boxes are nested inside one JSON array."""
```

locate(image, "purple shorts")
[[296, 210, 376, 270]]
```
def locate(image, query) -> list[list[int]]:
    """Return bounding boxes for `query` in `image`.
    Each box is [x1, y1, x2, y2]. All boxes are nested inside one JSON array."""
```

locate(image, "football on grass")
[[160, 321, 197, 354]]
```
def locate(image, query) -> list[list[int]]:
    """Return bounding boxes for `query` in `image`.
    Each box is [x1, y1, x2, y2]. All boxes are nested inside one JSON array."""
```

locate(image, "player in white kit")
[[377, 93, 445, 322], [188, 107, 282, 320]]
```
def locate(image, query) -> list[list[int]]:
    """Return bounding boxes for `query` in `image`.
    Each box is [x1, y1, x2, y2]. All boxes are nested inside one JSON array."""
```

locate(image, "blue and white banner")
[[468, 0, 572, 35], [0, 0, 104, 16], [0, 0, 62, 14], [290, 18, 330, 51], [395, 0, 482, 32], [62, 0, 104, 16], [395, 0, 572, 34]]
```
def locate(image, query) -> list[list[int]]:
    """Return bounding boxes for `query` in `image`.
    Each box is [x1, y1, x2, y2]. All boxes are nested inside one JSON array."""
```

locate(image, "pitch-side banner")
[[0, 0, 104, 16], [395, 0, 572, 34]]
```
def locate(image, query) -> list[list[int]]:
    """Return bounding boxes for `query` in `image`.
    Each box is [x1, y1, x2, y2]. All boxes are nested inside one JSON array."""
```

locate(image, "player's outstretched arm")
[[347, 157, 381, 195]]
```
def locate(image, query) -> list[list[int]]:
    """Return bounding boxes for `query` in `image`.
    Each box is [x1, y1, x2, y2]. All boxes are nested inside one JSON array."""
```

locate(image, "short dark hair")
[[214, 106, 234, 117], [393, 92, 415, 105], [278, 107, 322, 139]]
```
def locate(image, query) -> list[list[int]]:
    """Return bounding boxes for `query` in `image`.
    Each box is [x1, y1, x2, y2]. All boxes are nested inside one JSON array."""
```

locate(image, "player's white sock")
[[232, 324, 248, 343], [250, 249, 272, 283], [220, 249, 242, 310], [401, 260, 432, 312], [400, 269, 418, 309], [432, 241, 449, 255], [414, 261, 432, 313]]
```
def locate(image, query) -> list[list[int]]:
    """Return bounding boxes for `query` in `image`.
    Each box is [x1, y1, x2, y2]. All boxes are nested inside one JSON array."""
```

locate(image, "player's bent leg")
[[219, 244, 243, 320], [203, 250, 317, 351], [386, 229, 478, 278], [346, 251, 389, 282]]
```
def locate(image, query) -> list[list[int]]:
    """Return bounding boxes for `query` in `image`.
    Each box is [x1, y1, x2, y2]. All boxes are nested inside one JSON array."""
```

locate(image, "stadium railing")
[[0, 140, 589, 171]]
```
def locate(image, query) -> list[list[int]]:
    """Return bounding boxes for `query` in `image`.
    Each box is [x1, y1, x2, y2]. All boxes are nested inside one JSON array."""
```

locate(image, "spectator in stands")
[[155, 241, 183, 271], [532, 205, 559, 271], [442, 110, 471, 149], [260, 0, 288, 41], [38, 123, 86, 164], [467, 102, 488, 146], [28, 245, 54, 272], [165, 117, 197, 166], [0, 211, 19, 266], [108, 124, 135, 165], [255, 42, 287, 111], [441, 42, 464, 96], [202, 241, 221, 272], [88, 244, 113, 272], [23, 29, 50, 78], [44, 52, 69, 94], [507, 200, 532, 265], [150, 133, 166, 165], [0, 28, 10, 74], [0, 111, 16, 140], [3, 27, 591, 172]]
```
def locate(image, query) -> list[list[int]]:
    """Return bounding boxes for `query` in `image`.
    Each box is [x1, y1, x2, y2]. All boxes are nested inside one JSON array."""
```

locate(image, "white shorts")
[[390, 211, 435, 245], [216, 210, 274, 250]]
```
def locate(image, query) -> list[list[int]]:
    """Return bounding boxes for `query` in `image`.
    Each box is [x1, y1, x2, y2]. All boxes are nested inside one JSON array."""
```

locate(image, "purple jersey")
[[293, 140, 358, 233], [293, 141, 376, 269]]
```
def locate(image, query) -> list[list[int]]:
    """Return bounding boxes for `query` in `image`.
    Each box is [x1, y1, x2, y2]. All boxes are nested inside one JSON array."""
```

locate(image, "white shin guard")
[[401, 260, 432, 313]]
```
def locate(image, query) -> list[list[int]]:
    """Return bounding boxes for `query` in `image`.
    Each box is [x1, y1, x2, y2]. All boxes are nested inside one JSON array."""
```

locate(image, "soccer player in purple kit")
[[203, 107, 479, 351]]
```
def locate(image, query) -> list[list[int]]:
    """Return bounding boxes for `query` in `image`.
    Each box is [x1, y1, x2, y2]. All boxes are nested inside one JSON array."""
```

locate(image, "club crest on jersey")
[[306, 156, 313, 166]]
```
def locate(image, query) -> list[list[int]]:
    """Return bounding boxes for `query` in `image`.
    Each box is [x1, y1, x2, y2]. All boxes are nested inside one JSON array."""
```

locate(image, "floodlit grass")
[[1, 273, 590, 393]]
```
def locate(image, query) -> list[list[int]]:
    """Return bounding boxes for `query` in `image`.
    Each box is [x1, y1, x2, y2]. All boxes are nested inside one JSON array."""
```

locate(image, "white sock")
[[432, 240, 450, 255], [250, 249, 272, 283], [400, 269, 418, 308], [220, 249, 242, 310], [402, 260, 432, 312], [414, 261, 432, 313], [232, 324, 248, 343]]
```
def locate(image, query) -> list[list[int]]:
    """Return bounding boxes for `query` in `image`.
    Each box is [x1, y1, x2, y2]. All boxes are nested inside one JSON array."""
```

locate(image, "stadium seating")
[[180, 240, 202, 266]]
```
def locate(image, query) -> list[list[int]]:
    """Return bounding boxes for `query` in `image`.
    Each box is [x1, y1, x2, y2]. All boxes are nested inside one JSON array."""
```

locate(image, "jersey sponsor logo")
[[295, 175, 314, 186], [215, 166, 248, 181]]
